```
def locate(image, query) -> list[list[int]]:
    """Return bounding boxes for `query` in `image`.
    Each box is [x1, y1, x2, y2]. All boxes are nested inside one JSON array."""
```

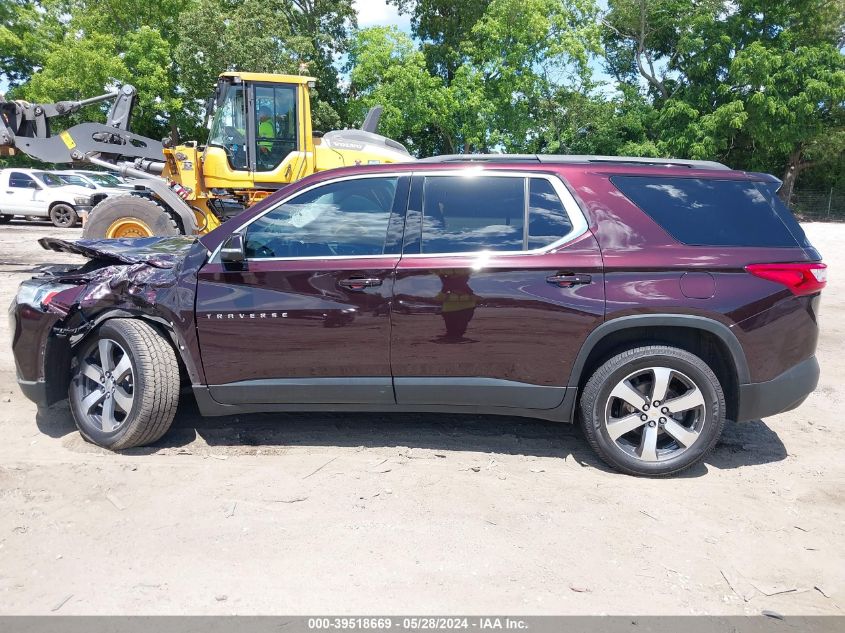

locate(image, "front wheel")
[[69, 319, 181, 450], [49, 204, 78, 228], [0, 214, 12, 224], [83, 196, 180, 239], [579, 345, 726, 476]]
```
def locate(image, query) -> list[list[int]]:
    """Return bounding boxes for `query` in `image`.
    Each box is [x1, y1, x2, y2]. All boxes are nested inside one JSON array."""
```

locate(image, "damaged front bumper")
[[9, 279, 75, 408], [10, 235, 207, 409]]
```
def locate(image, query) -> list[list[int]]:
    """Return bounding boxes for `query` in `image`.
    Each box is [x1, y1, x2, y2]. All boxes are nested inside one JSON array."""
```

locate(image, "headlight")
[[73, 195, 92, 205], [16, 280, 77, 309]]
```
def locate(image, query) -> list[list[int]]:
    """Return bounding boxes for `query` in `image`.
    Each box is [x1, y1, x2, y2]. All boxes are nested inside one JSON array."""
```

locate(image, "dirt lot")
[[0, 219, 842, 615]]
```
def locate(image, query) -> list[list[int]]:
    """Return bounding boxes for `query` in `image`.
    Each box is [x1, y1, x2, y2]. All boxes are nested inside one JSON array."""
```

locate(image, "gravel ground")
[[0, 218, 842, 615]]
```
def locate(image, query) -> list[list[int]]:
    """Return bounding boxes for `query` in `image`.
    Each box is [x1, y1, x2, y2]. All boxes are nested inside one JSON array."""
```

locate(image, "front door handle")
[[546, 273, 592, 287], [339, 277, 383, 291]]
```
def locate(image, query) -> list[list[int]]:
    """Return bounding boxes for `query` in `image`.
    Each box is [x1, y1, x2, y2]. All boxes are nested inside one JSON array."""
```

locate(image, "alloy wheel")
[[72, 338, 135, 433], [604, 366, 706, 462], [52, 206, 74, 227]]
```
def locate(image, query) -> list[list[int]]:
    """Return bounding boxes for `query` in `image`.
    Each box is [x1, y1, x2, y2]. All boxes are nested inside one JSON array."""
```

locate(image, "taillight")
[[745, 262, 827, 296]]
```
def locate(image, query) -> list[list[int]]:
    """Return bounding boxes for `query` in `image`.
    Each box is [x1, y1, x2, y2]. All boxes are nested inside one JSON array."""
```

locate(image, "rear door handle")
[[546, 273, 592, 287], [339, 277, 383, 291]]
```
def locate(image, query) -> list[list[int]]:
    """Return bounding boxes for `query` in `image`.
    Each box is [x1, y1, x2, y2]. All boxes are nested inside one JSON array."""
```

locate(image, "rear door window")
[[421, 176, 524, 253], [528, 178, 573, 250], [611, 176, 800, 247]]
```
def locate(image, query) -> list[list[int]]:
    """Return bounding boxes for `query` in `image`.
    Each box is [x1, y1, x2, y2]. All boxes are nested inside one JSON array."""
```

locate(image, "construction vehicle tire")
[[83, 196, 181, 239]]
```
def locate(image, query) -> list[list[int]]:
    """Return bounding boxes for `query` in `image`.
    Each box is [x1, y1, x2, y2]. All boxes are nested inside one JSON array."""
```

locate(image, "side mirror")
[[220, 233, 246, 270]]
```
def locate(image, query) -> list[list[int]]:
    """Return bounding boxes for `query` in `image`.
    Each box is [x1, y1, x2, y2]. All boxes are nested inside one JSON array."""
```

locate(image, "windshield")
[[86, 173, 121, 186], [58, 174, 94, 188], [35, 172, 63, 187], [207, 83, 248, 170]]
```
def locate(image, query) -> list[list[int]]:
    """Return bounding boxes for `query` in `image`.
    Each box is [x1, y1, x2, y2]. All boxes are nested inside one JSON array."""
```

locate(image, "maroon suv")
[[10, 155, 826, 475]]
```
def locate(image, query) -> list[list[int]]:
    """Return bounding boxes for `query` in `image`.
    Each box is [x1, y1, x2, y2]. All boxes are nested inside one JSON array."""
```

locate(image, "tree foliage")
[[603, 0, 845, 196], [1, 0, 842, 193]]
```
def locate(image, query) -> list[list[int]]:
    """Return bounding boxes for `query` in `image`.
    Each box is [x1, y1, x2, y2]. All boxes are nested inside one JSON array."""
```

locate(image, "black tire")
[[49, 204, 78, 228], [83, 195, 180, 239], [0, 214, 12, 224], [579, 345, 726, 477], [68, 319, 180, 450]]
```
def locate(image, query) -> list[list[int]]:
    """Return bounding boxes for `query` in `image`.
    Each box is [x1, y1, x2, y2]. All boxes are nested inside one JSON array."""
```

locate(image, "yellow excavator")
[[0, 72, 412, 238]]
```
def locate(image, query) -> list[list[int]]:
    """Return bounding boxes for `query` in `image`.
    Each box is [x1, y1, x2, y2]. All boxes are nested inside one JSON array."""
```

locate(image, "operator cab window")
[[207, 84, 248, 171], [254, 84, 298, 172], [9, 172, 38, 189], [244, 177, 399, 259]]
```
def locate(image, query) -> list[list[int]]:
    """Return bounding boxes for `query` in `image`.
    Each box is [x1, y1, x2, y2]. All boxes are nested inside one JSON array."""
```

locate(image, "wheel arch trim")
[[67, 310, 201, 384], [567, 314, 750, 387], [47, 200, 75, 210]]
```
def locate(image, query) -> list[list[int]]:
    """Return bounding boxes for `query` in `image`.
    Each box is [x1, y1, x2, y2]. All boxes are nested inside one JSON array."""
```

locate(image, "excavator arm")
[[0, 85, 198, 233], [0, 84, 165, 164]]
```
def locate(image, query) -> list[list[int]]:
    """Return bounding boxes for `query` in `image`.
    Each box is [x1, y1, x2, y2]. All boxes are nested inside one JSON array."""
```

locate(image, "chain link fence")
[[788, 189, 845, 222]]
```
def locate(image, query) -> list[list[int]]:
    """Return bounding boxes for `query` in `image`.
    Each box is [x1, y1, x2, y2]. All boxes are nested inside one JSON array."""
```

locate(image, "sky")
[[354, 0, 411, 31]]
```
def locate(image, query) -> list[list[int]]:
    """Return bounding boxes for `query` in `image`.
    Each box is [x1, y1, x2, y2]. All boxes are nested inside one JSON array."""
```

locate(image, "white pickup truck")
[[0, 168, 95, 227]]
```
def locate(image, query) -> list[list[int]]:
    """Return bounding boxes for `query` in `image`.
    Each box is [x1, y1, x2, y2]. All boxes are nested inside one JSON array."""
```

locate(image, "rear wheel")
[[579, 345, 726, 476], [49, 204, 78, 228], [0, 214, 12, 223], [69, 319, 180, 450], [83, 196, 180, 239]]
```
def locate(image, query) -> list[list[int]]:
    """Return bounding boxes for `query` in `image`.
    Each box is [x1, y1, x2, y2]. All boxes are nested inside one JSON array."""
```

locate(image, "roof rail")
[[417, 154, 731, 170]]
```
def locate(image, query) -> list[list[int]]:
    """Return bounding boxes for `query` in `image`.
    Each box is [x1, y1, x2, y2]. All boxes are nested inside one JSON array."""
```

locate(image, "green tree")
[[376, 0, 601, 153], [0, 1, 71, 88], [538, 84, 660, 156], [603, 0, 845, 198], [281, 0, 357, 122], [456, 0, 601, 152], [4, 0, 357, 146], [347, 27, 451, 156], [4, 1, 190, 141], [388, 0, 489, 82]]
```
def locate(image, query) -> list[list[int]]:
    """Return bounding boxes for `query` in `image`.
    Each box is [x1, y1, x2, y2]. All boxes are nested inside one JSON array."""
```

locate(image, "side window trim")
[[522, 177, 530, 250], [402, 175, 424, 255], [402, 170, 588, 257], [383, 175, 412, 255], [209, 172, 412, 263]]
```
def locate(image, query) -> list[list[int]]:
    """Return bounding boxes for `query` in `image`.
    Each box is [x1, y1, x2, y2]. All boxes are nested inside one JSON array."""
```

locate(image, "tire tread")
[[73, 319, 180, 450]]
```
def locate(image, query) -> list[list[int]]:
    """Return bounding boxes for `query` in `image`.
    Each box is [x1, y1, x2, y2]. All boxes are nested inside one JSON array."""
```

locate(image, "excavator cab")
[[202, 73, 316, 190]]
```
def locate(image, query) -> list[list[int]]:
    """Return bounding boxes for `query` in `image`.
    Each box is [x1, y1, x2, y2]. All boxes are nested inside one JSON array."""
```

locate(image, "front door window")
[[244, 177, 399, 258]]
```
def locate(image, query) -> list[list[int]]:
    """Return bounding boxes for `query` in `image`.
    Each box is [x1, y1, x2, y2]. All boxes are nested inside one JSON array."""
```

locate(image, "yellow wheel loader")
[[0, 72, 412, 238]]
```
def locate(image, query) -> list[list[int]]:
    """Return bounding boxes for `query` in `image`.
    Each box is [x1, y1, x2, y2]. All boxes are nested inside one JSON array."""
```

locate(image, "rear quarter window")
[[611, 175, 801, 248]]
